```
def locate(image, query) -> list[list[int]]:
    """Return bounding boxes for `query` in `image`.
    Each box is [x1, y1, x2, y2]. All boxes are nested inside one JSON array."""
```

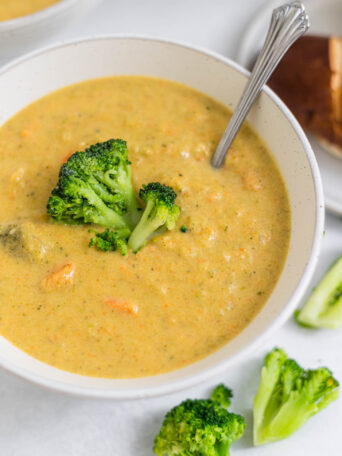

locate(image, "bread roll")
[[268, 35, 342, 158]]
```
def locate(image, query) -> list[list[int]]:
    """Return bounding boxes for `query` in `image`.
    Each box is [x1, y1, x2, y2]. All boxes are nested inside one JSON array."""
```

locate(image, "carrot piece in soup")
[[104, 298, 138, 315], [20, 120, 40, 139], [243, 169, 263, 191], [43, 262, 76, 290]]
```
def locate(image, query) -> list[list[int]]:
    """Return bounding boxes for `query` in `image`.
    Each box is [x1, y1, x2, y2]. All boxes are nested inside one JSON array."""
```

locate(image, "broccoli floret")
[[47, 139, 140, 230], [128, 182, 180, 253], [89, 228, 130, 255], [253, 347, 339, 446], [154, 388, 245, 456], [211, 384, 233, 408], [295, 255, 342, 329]]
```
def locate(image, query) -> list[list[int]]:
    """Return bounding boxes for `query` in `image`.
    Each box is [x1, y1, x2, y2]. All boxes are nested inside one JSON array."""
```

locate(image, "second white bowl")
[[0, 0, 103, 63]]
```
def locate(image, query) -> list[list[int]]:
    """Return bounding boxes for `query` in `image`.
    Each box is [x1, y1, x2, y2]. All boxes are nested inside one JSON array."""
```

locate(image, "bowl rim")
[[0, 0, 82, 31], [0, 35, 325, 399]]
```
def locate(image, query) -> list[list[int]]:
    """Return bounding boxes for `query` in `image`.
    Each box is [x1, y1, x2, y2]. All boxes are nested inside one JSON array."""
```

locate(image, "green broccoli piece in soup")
[[47, 139, 140, 230], [153, 385, 245, 456], [211, 384, 233, 409], [89, 227, 130, 256], [47, 141, 181, 254], [128, 182, 180, 253], [295, 254, 342, 329], [253, 347, 339, 446]]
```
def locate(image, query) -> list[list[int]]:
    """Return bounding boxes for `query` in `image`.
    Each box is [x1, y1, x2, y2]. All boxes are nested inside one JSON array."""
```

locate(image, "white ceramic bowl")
[[0, 0, 103, 63], [0, 36, 324, 399]]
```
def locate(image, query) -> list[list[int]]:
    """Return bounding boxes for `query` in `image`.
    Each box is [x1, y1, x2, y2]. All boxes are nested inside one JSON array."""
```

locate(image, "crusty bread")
[[268, 35, 342, 159]]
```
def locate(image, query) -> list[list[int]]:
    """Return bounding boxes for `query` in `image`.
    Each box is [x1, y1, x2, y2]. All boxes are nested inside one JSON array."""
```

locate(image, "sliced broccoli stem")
[[253, 348, 339, 446], [262, 395, 316, 444], [253, 348, 287, 443], [296, 255, 342, 329], [260, 380, 337, 445]]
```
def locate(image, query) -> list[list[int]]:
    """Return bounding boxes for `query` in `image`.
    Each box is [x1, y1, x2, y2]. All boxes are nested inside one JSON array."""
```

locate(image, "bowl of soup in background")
[[0, 0, 103, 63], [0, 36, 324, 398]]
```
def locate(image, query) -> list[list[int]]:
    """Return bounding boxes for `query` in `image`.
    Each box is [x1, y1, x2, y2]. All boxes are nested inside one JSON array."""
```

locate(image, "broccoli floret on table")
[[211, 384, 233, 409], [253, 347, 339, 446], [154, 385, 245, 456]]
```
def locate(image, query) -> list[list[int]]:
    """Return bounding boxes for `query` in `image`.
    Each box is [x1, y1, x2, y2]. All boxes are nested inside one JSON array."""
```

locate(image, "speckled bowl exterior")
[[0, 37, 324, 399]]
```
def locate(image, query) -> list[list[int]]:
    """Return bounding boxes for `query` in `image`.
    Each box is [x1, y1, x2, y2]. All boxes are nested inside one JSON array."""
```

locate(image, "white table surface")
[[0, 0, 341, 455]]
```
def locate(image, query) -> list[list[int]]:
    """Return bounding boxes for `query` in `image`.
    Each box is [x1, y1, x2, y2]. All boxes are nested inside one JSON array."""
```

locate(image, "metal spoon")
[[211, 1, 310, 168]]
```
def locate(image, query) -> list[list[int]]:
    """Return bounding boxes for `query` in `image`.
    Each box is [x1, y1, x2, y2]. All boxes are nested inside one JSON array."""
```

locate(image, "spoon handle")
[[211, 1, 310, 168]]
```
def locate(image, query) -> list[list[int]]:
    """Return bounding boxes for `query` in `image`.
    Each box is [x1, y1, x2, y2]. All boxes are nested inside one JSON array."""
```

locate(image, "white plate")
[[236, 0, 342, 215]]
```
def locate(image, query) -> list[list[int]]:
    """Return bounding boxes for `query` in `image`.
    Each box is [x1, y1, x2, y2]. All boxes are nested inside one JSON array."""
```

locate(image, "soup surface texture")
[[0, 76, 290, 378], [0, 0, 60, 21]]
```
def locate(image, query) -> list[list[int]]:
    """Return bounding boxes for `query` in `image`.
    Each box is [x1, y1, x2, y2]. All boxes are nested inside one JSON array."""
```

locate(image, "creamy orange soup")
[[0, 0, 60, 21], [0, 76, 290, 378]]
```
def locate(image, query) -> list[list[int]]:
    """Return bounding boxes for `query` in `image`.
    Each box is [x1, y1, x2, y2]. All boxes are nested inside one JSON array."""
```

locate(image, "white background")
[[0, 0, 341, 455]]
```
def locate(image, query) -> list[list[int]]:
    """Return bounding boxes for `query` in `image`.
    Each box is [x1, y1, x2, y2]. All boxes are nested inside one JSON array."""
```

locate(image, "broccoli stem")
[[214, 440, 230, 456], [261, 397, 315, 444], [253, 349, 286, 442], [128, 199, 160, 252], [124, 188, 142, 229]]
